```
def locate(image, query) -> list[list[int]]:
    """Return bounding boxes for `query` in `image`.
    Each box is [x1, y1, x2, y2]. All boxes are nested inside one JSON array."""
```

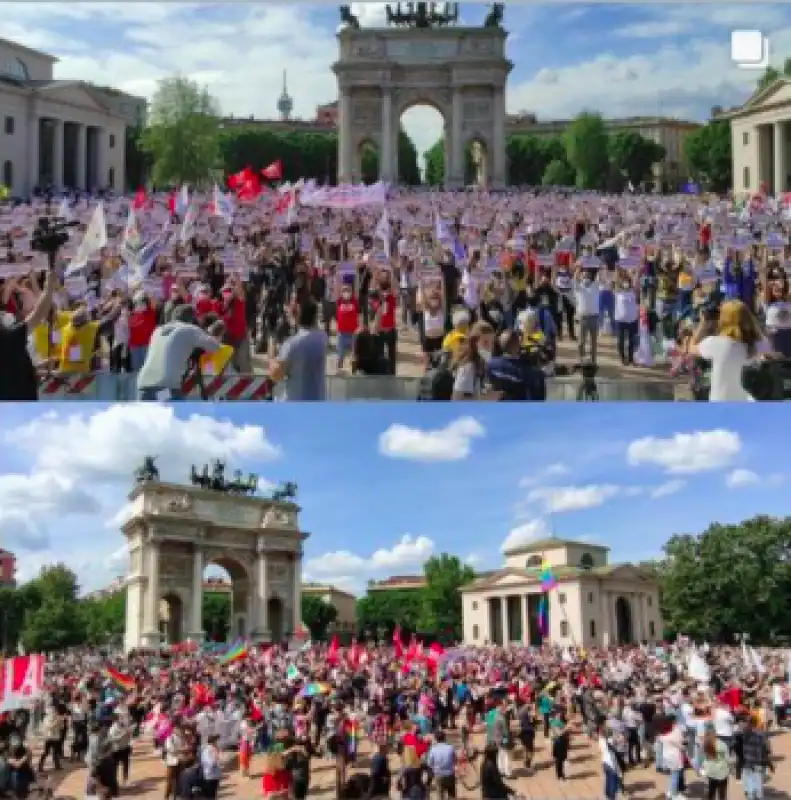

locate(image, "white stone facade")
[[332, 25, 511, 188], [461, 539, 663, 648], [121, 480, 308, 652], [0, 38, 132, 196], [721, 77, 791, 198]]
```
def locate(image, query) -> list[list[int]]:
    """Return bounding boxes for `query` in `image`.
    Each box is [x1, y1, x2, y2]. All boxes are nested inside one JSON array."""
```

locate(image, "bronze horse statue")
[[135, 456, 160, 484]]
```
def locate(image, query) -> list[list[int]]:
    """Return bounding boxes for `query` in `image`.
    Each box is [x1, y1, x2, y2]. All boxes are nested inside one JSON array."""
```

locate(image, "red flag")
[[237, 172, 262, 202], [261, 160, 283, 181], [427, 642, 444, 672], [227, 167, 256, 191], [348, 640, 361, 668], [392, 626, 404, 659], [167, 190, 177, 214], [132, 188, 148, 210], [327, 635, 340, 664], [406, 636, 419, 662]]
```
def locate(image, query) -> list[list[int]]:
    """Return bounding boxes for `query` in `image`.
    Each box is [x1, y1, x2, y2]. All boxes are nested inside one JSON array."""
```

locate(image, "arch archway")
[[268, 597, 285, 643], [358, 138, 380, 185], [466, 138, 489, 186], [615, 596, 633, 644], [399, 101, 446, 186], [203, 556, 251, 643], [333, 22, 511, 188], [160, 593, 183, 644]]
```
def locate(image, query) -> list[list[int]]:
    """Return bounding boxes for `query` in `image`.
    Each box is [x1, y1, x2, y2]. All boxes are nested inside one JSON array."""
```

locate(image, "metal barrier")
[[36, 372, 684, 402]]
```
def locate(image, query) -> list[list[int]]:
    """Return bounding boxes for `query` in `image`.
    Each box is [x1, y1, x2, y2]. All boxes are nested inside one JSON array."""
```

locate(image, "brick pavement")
[[51, 725, 791, 800]]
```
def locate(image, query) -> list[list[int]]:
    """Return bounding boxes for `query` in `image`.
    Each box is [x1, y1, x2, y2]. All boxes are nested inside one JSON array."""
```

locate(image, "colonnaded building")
[[0, 37, 144, 196], [461, 537, 663, 648]]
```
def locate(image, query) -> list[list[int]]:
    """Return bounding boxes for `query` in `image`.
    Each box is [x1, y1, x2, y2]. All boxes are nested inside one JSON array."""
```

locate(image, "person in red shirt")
[[219, 284, 250, 372], [335, 279, 358, 369], [370, 271, 397, 374], [128, 292, 157, 371], [194, 286, 219, 321], [261, 752, 291, 799]]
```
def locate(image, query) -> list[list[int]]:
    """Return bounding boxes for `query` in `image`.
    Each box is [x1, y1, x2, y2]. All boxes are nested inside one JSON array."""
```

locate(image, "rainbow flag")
[[103, 666, 135, 692], [537, 595, 549, 638], [539, 559, 557, 592], [219, 640, 248, 664]]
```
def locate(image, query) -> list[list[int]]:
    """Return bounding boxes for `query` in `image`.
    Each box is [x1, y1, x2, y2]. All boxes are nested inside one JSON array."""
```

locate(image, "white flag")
[[375, 208, 391, 260], [67, 202, 107, 275]]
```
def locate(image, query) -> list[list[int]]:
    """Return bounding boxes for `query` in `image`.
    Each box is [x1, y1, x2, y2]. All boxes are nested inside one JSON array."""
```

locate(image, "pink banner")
[[0, 655, 45, 711]]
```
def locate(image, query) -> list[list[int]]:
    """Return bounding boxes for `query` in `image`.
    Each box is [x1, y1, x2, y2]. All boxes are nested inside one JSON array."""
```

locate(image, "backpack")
[[419, 352, 454, 401]]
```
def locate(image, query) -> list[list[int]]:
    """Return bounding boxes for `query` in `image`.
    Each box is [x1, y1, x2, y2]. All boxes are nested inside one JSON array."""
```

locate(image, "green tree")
[[202, 592, 231, 642], [301, 595, 338, 641], [608, 131, 666, 189], [360, 142, 380, 185], [424, 140, 445, 186], [684, 120, 732, 193], [356, 589, 424, 638], [142, 76, 221, 186], [563, 112, 610, 189], [32, 563, 80, 603], [660, 515, 791, 643], [757, 57, 791, 90], [81, 591, 126, 646], [505, 135, 566, 185], [418, 554, 475, 640], [542, 158, 576, 187]]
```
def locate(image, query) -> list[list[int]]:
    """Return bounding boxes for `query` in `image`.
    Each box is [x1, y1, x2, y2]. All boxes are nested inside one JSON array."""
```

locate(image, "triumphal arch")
[[333, 3, 512, 188], [121, 457, 307, 652]]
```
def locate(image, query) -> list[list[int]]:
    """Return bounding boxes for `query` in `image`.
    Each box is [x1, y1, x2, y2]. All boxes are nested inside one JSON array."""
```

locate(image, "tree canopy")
[[301, 594, 338, 640], [684, 120, 732, 193], [659, 515, 791, 643]]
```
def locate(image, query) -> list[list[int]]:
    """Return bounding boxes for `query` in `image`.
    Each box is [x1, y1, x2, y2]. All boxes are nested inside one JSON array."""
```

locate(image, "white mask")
[[479, 348, 492, 362]]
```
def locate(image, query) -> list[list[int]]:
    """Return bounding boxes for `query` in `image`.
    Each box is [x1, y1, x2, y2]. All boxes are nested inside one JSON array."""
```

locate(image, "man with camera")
[[0, 268, 55, 401], [486, 329, 547, 402], [136, 305, 221, 401]]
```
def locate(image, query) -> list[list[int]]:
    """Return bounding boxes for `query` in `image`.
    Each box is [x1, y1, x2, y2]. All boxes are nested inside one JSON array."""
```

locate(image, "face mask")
[[341, 291, 352, 301], [582, 278, 592, 287], [479, 348, 492, 362], [621, 283, 631, 290]]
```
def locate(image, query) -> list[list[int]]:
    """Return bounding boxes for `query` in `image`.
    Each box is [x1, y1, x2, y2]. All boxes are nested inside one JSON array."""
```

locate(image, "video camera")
[[742, 358, 791, 401], [571, 360, 599, 402], [31, 216, 80, 261]]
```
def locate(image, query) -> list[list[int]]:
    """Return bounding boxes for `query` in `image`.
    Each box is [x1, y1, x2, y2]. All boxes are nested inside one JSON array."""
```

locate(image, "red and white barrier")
[[181, 375, 273, 401], [38, 374, 97, 397]]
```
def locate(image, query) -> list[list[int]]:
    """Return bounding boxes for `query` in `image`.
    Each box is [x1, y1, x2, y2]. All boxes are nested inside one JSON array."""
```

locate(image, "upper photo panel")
[[1, 3, 790, 403]]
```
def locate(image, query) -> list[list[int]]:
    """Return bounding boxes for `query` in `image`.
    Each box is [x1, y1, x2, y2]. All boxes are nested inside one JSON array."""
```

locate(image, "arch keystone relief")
[[121, 458, 308, 651], [332, 9, 512, 188]]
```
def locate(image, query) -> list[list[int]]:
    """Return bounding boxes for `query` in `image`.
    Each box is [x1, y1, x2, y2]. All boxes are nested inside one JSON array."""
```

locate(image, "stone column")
[[608, 593, 617, 643], [254, 535, 270, 641], [292, 552, 302, 636], [142, 541, 160, 643], [597, 588, 608, 646], [96, 127, 108, 190], [75, 124, 87, 190], [27, 114, 40, 194], [380, 88, 393, 183], [450, 89, 464, 189], [189, 546, 204, 640], [501, 596, 510, 645], [521, 595, 530, 645], [338, 91, 353, 184], [774, 122, 787, 194], [492, 88, 506, 189], [52, 119, 64, 189]]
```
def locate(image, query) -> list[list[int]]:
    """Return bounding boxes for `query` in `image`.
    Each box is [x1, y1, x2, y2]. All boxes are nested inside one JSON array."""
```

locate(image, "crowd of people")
[[0, 184, 790, 402], [0, 637, 787, 799]]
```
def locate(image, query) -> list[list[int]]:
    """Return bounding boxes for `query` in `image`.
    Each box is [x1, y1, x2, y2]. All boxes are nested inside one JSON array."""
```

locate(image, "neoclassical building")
[[461, 538, 663, 647], [719, 76, 791, 197], [0, 37, 140, 195]]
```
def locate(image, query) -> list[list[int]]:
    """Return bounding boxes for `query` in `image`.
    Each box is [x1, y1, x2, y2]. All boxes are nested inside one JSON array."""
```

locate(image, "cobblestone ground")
[[51, 724, 791, 800]]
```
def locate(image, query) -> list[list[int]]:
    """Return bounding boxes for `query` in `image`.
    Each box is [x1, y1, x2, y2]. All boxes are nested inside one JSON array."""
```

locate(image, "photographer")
[[486, 329, 547, 402], [0, 268, 55, 401], [136, 304, 220, 401]]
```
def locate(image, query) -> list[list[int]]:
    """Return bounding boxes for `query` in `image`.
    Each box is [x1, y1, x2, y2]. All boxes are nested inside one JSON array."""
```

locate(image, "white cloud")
[[501, 518, 551, 552], [304, 534, 434, 592], [6, 405, 280, 487], [651, 479, 687, 499], [378, 417, 485, 462], [725, 469, 759, 489], [526, 484, 622, 513], [626, 430, 742, 474]]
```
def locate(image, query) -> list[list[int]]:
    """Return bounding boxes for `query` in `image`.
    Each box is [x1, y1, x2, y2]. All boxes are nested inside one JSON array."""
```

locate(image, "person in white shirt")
[[574, 267, 601, 364], [614, 276, 639, 365], [689, 299, 767, 402], [598, 725, 622, 800], [712, 701, 734, 746]]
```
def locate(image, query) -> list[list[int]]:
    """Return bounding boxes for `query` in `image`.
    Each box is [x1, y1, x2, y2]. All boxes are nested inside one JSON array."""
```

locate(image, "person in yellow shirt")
[[441, 308, 470, 360], [59, 306, 100, 373]]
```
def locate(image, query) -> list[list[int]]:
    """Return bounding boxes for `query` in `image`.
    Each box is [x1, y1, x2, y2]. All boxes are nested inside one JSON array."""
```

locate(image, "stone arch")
[[464, 135, 490, 186], [160, 592, 184, 644], [267, 596, 285, 642], [204, 554, 252, 643], [333, 22, 511, 188]]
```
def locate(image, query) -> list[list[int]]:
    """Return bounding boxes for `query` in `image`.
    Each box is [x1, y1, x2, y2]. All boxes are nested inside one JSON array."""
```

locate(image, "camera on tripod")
[[742, 357, 791, 401], [31, 216, 79, 259], [572, 360, 599, 402]]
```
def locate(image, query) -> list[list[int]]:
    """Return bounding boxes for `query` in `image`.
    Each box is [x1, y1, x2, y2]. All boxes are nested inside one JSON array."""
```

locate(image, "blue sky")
[[0, 403, 784, 595], [6, 2, 788, 164]]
